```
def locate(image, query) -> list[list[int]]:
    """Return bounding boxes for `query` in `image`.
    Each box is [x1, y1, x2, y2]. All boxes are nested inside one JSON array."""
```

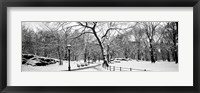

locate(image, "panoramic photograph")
[[21, 21, 178, 72]]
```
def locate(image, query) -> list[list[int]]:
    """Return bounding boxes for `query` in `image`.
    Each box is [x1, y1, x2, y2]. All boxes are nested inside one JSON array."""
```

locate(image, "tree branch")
[[78, 22, 93, 29], [101, 28, 112, 39], [93, 22, 97, 28], [73, 32, 93, 39]]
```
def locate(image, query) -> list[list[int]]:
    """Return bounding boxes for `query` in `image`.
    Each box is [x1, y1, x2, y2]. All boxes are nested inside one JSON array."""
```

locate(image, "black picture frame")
[[0, 0, 199, 93]]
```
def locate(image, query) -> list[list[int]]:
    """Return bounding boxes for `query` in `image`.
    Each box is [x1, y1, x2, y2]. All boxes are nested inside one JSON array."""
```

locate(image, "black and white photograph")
[[22, 21, 178, 72]]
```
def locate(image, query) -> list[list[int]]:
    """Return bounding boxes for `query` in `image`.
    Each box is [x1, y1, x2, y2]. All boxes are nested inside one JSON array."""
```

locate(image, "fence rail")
[[103, 65, 149, 71]]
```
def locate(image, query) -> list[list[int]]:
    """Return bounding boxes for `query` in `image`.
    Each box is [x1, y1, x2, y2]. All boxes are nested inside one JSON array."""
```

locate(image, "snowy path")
[[62, 64, 102, 71], [75, 65, 108, 71]]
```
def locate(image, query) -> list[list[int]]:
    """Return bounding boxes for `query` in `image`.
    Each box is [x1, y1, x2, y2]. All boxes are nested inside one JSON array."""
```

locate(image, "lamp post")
[[67, 44, 71, 71]]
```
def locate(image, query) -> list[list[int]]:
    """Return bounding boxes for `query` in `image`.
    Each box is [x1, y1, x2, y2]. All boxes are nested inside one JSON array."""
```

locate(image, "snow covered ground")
[[22, 60, 105, 72], [22, 60, 178, 72], [109, 60, 178, 72]]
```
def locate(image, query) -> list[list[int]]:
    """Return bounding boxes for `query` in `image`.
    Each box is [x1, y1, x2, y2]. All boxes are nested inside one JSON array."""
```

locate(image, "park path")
[[60, 63, 107, 71], [70, 64, 101, 71], [71, 64, 108, 71]]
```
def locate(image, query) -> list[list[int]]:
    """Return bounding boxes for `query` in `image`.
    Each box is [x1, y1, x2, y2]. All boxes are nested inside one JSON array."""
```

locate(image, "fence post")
[[130, 68, 132, 71], [110, 66, 111, 71], [120, 67, 122, 71]]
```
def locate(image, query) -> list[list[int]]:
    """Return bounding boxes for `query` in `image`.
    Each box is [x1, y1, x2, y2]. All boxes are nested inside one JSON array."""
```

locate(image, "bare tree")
[[141, 22, 161, 63], [164, 22, 178, 63]]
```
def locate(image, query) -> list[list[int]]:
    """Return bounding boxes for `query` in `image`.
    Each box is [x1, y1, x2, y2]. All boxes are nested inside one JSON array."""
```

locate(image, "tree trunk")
[[84, 34, 87, 63], [167, 50, 170, 62], [150, 44, 155, 63], [175, 51, 178, 64], [155, 53, 157, 61], [106, 45, 110, 63], [173, 22, 178, 64], [44, 45, 48, 57], [91, 28, 109, 67], [173, 47, 178, 64], [84, 47, 87, 62], [98, 54, 101, 62], [101, 47, 109, 67], [57, 45, 62, 65], [144, 51, 148, 61], [137, 50, 140, 60], [161, 49, 165, 61]]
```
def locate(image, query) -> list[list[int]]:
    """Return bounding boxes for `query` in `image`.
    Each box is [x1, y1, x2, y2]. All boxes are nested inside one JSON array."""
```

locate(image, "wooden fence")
[[103, 65, 148, 71]]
